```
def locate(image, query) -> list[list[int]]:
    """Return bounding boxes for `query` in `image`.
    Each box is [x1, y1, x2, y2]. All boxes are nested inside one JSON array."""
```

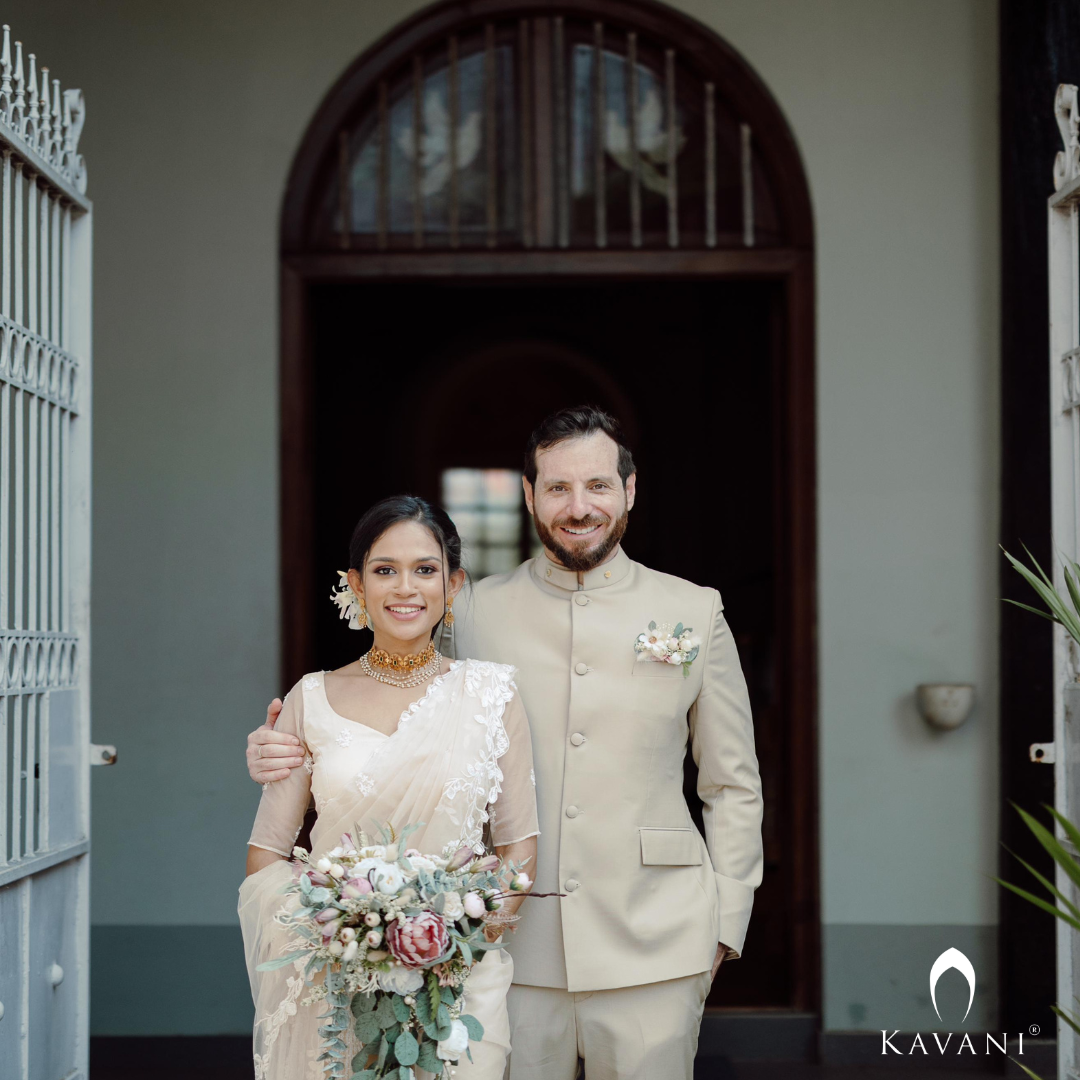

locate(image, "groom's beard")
[[533, 508, 629, 573]]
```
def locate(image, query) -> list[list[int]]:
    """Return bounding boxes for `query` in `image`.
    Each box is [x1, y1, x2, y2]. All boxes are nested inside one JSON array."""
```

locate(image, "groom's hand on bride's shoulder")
[[246, 698, 303, 784]]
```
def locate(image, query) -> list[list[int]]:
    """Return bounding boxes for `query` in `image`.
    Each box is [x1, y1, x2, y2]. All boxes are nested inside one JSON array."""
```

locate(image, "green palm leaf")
[[999, 842, 1080, 921], [1007, 1056, 1046, 1080], [1002, 542, 1080, 642], [993, 877, 1080, 931], [1001, 599, 1056, 622], [1053, 1002, 1080, 1039], [1044, 802, 1080, 858], [1009, 804, 1080, 893]]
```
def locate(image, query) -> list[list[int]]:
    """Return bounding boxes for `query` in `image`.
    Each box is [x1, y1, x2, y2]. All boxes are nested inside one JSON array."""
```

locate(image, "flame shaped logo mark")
[[929, 947, 975, 1023]]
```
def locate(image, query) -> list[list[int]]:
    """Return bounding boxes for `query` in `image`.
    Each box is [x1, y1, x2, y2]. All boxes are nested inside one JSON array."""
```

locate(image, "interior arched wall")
[[1, 0, 998, 1037]]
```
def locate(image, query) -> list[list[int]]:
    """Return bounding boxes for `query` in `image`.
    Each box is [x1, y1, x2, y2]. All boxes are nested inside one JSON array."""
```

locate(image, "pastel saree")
[[238, 658, 539, 1080]]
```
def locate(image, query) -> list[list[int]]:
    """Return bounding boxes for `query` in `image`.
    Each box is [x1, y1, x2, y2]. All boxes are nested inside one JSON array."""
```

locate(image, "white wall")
[[5, 0, 998, 1031]]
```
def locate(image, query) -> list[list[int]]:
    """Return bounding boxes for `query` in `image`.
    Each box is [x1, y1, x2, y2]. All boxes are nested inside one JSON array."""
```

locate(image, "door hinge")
[[1030, 742, 1056, 763], [90, 744, 117, 766]]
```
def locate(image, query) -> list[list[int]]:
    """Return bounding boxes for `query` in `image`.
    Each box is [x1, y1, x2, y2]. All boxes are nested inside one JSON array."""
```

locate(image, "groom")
[[247, 405, 764, 1079]]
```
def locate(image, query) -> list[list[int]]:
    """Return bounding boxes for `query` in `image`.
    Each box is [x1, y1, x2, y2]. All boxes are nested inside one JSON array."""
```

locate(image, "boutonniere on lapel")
[[634, 621, 702, 677]]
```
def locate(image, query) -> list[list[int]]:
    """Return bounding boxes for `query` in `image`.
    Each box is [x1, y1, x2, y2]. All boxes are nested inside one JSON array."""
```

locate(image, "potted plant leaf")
[[997, 543, 1080, 1078]]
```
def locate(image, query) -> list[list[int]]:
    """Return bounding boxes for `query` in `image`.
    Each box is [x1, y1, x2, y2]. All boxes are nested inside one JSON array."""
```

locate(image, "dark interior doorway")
[[279, 0, 819, 1023], [307, 276, 790, 1008]]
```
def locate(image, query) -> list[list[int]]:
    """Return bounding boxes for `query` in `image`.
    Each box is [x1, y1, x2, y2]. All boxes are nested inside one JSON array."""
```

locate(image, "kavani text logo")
[[880, 948, 1035, 1058]]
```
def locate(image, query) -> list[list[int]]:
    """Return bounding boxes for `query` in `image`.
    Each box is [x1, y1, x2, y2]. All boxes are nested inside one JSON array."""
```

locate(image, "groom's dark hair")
[[523, 405, 636, 488]]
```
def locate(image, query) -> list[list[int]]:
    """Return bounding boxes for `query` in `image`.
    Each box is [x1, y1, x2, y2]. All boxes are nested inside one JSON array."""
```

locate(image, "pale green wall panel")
[[92, 926, 251, 1035], [0, 0, 999, 1035], [823, 924, 998, 1033]]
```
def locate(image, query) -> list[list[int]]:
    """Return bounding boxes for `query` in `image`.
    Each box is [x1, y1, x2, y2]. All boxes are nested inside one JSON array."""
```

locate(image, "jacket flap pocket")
[[639, 827, 703, 866], [632, 659, 686, 678]]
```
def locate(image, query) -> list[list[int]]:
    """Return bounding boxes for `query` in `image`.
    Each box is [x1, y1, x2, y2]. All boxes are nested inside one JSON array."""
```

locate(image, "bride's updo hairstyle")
[[348, 495, 463, 635]]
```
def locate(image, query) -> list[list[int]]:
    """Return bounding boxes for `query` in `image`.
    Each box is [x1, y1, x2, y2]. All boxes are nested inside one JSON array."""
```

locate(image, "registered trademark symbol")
[[1029, 1024, 1041, 1036]]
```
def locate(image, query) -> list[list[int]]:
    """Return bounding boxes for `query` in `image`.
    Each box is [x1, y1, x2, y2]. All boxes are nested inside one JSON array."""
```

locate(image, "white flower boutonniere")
[[634, 621, 701, 677]]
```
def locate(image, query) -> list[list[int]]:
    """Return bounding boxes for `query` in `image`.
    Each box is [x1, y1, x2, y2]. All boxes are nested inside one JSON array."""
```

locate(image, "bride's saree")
[[238, 659, 537, 1079]]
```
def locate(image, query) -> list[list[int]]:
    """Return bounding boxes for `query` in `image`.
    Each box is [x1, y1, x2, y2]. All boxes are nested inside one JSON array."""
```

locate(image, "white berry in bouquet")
[[257, 823, 536, 1079]]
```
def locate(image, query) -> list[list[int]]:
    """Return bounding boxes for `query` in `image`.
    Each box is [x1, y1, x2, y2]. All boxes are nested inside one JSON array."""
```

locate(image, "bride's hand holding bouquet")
[[258, 824, 532, 1079]]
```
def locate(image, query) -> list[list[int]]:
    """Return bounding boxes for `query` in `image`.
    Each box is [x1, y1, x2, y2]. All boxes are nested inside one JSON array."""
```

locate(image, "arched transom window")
[[303, 12, 791, 253]]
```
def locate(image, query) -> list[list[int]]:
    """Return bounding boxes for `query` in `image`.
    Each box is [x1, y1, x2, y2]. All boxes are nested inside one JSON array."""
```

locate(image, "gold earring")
[[357, 600, 372, 631], [444, 598, 455, 627]]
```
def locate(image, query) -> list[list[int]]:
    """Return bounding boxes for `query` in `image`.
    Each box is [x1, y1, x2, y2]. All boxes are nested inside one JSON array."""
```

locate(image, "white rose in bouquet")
[[441, 891, 465, 920], [407, 853, 438, 875], [376, 964, 424, 995], [437, 1018, 470, 1061], [373, 864, 406, 894], [355, 856, 388, 878]]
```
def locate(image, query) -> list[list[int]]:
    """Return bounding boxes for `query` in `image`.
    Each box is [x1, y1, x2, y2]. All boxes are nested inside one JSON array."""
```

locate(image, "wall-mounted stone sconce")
[[916, 683, 975, 730]]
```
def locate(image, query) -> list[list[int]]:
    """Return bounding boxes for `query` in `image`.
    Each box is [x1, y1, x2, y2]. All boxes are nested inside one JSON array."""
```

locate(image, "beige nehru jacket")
[[447, 547, 763, 993]]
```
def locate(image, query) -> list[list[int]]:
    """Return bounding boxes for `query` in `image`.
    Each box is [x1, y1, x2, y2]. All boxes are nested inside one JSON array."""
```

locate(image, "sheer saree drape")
[[239, 659, 537, 1080]]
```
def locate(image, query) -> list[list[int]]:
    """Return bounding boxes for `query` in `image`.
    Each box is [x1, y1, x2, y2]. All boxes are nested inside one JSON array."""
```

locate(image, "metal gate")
[[0, 24, 92, 1080], [1049, 82, 1080, 1080]]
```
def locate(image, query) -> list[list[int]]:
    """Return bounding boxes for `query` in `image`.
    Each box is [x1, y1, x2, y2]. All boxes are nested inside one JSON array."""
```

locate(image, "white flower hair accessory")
[[330, 570, 368, 630], [634, 621, 701, 677]]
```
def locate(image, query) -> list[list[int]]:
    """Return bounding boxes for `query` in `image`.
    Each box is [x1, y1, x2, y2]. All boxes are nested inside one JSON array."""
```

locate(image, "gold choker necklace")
[[360, 641, 442, 688], [366, 641, 437, 672]]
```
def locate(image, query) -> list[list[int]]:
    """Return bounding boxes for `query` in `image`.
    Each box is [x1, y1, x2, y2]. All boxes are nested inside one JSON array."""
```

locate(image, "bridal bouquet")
[[258, 825, 531, 1080]]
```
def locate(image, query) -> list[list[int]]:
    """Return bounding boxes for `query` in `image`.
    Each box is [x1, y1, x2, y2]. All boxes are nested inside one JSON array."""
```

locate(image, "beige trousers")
[[504, 972, 712, 1080]]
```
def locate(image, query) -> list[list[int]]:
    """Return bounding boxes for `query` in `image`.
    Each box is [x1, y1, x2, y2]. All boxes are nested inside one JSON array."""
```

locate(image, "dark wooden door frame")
[[279, 249, 819, 1018], [278, 0, 819, 1019]]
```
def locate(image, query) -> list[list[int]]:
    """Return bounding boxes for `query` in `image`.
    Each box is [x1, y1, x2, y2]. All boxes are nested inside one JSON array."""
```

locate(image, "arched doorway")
[[280, 0, 817, 1022]]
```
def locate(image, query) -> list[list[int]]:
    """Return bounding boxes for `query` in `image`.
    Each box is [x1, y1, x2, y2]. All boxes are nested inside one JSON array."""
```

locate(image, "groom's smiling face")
[[524, 431, 636, 572]]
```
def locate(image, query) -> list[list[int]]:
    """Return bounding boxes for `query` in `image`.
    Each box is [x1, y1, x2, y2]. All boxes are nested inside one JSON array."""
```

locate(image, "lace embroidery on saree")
[[443, 661, 515, 852], [253, 957, 306, 1080]]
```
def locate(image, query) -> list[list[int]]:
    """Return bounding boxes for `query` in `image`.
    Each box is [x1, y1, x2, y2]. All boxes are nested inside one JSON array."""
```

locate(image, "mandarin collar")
[[530, 546, 631, 592]]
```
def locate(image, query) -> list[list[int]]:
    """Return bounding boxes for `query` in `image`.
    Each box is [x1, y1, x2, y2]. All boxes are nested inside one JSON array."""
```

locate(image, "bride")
[[239, 495, 539, 1080]]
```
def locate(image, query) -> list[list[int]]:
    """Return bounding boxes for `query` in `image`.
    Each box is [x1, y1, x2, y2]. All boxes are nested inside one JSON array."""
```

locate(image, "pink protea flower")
[[386, 911, 449, 967]]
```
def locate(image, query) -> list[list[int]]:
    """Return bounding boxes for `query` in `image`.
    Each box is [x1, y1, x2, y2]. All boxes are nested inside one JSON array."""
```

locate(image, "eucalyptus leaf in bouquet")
[[257, 824, 533, 1079]]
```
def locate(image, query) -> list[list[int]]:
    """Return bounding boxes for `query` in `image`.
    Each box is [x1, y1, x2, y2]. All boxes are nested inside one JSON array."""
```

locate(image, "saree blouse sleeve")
[[490, 679, 540, 847], [247, 681, 312, 858]]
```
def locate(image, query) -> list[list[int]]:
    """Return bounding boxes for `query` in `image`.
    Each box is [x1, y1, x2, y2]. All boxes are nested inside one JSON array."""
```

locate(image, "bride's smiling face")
[[347, 520, 465, 651]]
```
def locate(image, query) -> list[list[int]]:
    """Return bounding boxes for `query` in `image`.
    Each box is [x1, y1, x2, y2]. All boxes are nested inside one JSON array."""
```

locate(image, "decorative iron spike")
[[50, 76, 59, 164], [13, 39, 24, 112], [1, 26, 12, 104], [27, 52, 38, 124], [12, 38, 25, 138], [59, 80, 71, 169], [39, 66, 50, 156], [39, 68, 49, 123]]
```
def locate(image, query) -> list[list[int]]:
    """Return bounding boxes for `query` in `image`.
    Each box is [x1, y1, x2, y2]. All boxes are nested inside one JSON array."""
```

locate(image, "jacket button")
[[565, 805, 580, 818], [574, 593, 589, 606], [574, 662, 589, 675], [570, 732, 585, 746], [564, 879, 580, 892]]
